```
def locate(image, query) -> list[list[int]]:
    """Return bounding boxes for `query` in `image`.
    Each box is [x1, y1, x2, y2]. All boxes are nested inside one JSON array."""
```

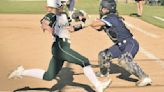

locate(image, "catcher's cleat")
[[96, 79, 112, 92], [136, 77, 152, 87], [96, 72, 109, 78], [8, 66, 24, 79]]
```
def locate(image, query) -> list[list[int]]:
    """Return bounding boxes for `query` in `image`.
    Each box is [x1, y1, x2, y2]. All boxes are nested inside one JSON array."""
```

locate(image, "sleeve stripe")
[[101, 18, 112, 27]]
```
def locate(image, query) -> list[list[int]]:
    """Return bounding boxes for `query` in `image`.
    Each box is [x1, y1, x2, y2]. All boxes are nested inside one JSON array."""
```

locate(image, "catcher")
[[8, 0, 111, 92], [66, 0, 152, 87]]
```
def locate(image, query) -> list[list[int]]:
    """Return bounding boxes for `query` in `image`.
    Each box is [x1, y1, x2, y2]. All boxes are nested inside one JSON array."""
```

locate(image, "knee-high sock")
[[22, 69, 45, 79], [83, 65, 100, 88]]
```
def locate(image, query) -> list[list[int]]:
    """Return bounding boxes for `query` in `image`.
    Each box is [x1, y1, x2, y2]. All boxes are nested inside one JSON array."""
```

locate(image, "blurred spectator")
[[135, 0, 144, 17]]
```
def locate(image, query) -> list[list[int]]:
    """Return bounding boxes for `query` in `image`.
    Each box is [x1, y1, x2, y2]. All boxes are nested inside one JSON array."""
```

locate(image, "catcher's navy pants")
[[108, 37, 139, 59], [43, 36, 90, 81]]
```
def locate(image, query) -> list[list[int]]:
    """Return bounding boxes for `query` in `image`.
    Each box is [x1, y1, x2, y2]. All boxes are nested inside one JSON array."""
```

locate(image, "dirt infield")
[[0, 14, 164, 92]]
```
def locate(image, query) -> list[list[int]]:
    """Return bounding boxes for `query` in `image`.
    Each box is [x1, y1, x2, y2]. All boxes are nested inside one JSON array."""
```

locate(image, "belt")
[[61, 38, 71, 43], [55, 35, 71, 43], [118, 40, 127, 46]]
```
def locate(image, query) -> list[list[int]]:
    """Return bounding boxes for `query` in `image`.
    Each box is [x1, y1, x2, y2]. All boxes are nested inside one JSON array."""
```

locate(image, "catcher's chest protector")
[[102, 14, 133, 43]]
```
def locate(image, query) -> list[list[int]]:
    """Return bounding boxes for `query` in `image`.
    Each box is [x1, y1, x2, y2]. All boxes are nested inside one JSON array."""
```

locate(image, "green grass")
[[117, 3, 164, 28], [75, 0, 99, 14], [0, 0, 164, 28], [0, 0, 46, 14], [141, 5, 164, 28]]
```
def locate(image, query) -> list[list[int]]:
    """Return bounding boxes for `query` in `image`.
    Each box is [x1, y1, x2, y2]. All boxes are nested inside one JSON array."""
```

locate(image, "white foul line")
[[140, 47, 164, 68], [124, 21, 159, 38], [153, 16, 164, 22], [123, 21, 163, 67]]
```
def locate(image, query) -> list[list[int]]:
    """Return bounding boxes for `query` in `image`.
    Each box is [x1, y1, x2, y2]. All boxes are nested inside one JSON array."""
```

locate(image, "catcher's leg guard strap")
[[118, 52, 148, 79]]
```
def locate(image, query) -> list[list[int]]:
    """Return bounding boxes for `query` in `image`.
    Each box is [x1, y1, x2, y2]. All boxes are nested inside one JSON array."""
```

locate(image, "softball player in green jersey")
[[8, 0, 111, 92]]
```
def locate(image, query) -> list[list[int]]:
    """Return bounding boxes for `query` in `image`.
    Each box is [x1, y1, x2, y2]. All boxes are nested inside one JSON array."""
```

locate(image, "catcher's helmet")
[[100, 0, 117, 14]]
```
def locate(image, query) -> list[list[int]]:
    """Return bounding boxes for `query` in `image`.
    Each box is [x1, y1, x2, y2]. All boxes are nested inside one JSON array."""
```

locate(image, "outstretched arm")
[[90, 18, 105, 30], [65, 18, 105, 32]]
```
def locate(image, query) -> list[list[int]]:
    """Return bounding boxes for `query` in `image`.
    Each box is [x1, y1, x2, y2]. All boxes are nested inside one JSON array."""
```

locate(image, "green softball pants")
[[43, 36, 90, 81]]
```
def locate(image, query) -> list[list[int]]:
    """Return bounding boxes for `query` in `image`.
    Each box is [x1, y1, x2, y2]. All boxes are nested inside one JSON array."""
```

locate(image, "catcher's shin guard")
[[118, 52, 148, 79], [99, 61, 110, 76], [97, 50, 112, 77]]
